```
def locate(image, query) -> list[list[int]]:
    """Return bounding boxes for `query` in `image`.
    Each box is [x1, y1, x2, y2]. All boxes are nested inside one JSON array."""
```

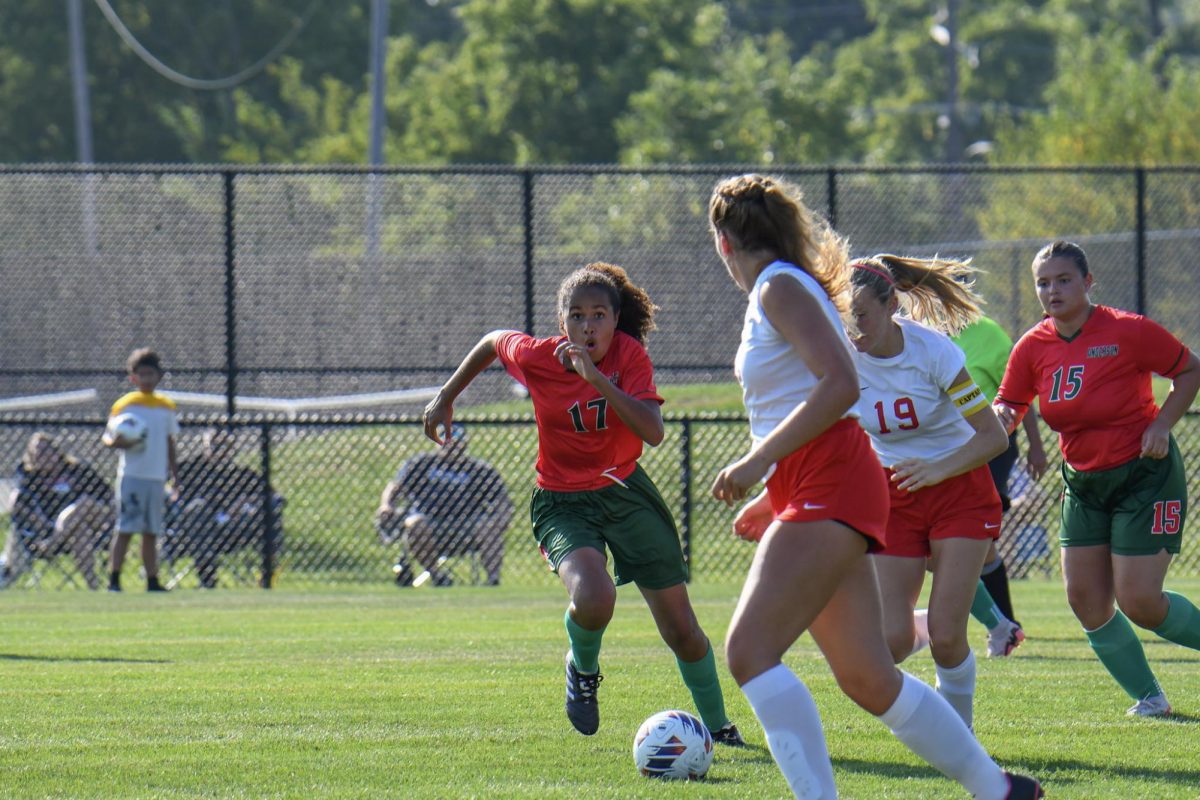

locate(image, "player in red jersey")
[[422, 262, 743, 745], [996, 240, 1200, 717]]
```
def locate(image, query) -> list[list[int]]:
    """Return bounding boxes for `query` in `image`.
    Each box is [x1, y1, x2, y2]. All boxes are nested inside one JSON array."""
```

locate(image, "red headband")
[[852, 261, 896, 286]]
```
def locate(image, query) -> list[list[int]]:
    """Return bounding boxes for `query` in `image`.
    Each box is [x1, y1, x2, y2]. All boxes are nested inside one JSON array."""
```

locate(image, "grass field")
[[3, 579, 1199, 799]]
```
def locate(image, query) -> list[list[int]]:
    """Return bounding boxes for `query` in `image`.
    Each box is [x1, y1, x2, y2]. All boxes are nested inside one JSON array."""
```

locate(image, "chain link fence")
[[2, 165, 1199, 588], [3, 414, 1200, 590]]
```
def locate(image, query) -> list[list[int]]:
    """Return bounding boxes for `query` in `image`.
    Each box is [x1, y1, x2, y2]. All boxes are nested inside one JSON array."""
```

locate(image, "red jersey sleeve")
[[495, 330, 536, 387], [615, 336, 664, 405], [996, 329, 1040, 412], [1133, 316, 1189, 380]]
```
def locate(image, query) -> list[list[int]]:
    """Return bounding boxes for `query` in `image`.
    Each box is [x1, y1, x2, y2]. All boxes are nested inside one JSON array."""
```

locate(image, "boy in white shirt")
[[103, 348, 179, 592]]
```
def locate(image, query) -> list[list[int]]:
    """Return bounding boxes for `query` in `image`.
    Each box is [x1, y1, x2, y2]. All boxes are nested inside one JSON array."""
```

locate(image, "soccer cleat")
[[1126, 693, 1172, 717], [564, 651, 603, 735], [987, 619, 1025, 658], [1003, 772, 1045, 799], [710, 722, 748, 747]]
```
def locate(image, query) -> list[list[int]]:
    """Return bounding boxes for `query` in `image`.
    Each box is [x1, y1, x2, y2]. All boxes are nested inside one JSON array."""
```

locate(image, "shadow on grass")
[[0, 653, 171, 664], [837, 755, 1200, 789], [1008, 653, 1200, 664], [1013, 756, 1200, 789], [718, 742, 772, 764]]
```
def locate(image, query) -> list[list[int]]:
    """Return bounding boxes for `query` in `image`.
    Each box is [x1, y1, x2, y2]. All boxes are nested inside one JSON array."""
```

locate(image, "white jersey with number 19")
[[854, 317, 975, 467]]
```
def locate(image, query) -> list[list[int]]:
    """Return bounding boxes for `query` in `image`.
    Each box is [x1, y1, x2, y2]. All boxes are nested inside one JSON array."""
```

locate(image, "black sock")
[[147, 575, 163, 591], [980, 559, 1016, 624], [109, 571, 121, 588]]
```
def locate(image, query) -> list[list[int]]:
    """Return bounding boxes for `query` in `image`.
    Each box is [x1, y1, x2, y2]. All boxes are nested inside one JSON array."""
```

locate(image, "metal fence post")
[[522, 170, 535, 335], [259, 422, 276, 588], [679, 418, 692, 578], [223, 170, 237, 416], [1135, 166, 1147, 316], [826, 167, 838, 229]]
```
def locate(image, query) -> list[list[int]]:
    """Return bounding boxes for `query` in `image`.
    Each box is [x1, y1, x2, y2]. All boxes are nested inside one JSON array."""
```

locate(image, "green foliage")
[[5, 1, 1200, 165], [993, 34, 1200, 164]]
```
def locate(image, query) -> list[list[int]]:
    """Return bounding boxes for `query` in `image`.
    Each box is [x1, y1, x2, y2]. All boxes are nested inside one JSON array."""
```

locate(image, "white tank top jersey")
[[110, 391, 180, 483], [853, 316, 974, 467], [735, 260, 858, 444]]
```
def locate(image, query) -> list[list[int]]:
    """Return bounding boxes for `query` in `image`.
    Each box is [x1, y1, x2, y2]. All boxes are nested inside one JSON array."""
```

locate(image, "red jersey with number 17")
[[997, 305, 1189, 472], [496, 330, 664, 492]]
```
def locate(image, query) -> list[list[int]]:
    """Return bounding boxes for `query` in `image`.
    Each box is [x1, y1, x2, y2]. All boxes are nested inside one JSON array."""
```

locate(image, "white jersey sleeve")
[[853, 318, 975, 466]]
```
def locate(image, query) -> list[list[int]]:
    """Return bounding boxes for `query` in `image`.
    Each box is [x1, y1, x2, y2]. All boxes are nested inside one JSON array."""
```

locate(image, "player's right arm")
[[101, 431, 135, 449], [375, 480, 401, 521], [711, 277, 859, 506], [424, 330, 512, 444], [994, 336, 1038, 436]]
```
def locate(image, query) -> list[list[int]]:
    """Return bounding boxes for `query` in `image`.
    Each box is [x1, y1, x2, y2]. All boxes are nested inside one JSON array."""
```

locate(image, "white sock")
[[935, 650, 976, 729], [912, 608, 931, 656], [877, 672, 1008, 800], [741, 663, 837, 799]]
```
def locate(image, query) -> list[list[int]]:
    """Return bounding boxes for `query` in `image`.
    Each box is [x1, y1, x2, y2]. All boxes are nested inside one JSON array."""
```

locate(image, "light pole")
[[67, 0, 98, 256], [67, 0, 93, 163], [366, 0, 389, 258], [930, 0, 962, 163]]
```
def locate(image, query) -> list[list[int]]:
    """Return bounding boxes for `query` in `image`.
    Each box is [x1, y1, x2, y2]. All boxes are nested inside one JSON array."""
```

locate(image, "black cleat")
[[564, 651, 602, 735], [1003, 772, 1045, 799], [711, 722, 748, 747]]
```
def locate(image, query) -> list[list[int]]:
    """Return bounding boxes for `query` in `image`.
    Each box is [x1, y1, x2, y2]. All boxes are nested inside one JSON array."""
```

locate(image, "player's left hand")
[[554, 341, 603, 385], [1025, 446, 1049, 480], [1140, 421, 1171, 459], [732, 494, 773, 541], [890, 458, 946, 492], [711, 454, 768, 507]]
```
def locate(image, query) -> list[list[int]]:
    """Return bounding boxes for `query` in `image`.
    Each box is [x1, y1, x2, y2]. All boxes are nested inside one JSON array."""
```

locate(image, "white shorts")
[[118, 476, 166, 535]]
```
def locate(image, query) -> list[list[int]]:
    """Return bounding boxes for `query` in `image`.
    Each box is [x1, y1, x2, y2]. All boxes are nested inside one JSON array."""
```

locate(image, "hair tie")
[[852, 261, 895, 286]]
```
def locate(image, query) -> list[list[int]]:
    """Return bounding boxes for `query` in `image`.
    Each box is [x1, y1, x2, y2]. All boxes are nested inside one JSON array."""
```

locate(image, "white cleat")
[[986, 619, 1025, 657], [1127, 693, 1172, 717]]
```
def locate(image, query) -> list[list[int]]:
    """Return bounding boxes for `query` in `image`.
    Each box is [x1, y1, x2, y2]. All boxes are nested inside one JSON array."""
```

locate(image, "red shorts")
[[880, 463, 1002, 558], [766, 418, 889, 551]]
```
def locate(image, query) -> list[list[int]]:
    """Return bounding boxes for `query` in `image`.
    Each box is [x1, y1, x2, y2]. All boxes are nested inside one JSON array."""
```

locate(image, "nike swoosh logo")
[[984, 523, 1001, 529], [803, 502, 826, 510]]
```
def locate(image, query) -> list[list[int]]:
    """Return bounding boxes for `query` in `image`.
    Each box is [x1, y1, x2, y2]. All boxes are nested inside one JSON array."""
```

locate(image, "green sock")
[[565, 610, 605, 674], [1152, 591, 1200, 650], [676, 642, 729, 732], [969, 579, 1002, 630], [1086, 611, 1162, 701]]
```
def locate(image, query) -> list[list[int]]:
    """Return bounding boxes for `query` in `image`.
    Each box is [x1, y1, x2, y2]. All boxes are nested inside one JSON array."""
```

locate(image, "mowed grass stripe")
[[2, 580, 1199, 798]]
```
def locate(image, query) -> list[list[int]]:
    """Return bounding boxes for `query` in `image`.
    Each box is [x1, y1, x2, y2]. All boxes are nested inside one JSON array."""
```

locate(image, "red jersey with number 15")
[[496, 330, 664, 491], [997, 305, 1188, 472]]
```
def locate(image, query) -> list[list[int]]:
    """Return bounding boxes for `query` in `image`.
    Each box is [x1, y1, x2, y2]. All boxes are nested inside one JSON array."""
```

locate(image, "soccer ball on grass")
[[632, 710, 713, 780]]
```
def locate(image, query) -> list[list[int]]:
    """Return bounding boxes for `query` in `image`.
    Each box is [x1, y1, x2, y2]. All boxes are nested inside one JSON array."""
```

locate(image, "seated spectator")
[[164, 429, 283, 589], [375, 423, 512, 586], [2, 432, 113, 590]]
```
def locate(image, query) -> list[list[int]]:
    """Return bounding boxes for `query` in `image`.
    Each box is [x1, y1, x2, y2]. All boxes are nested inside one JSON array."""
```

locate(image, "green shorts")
[[529, 465, 687, 590], [1060, 436, 1187, 555]]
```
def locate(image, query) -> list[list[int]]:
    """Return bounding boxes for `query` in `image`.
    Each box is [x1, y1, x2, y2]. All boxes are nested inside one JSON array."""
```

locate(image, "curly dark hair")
[[556, 262, 659, 344]]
